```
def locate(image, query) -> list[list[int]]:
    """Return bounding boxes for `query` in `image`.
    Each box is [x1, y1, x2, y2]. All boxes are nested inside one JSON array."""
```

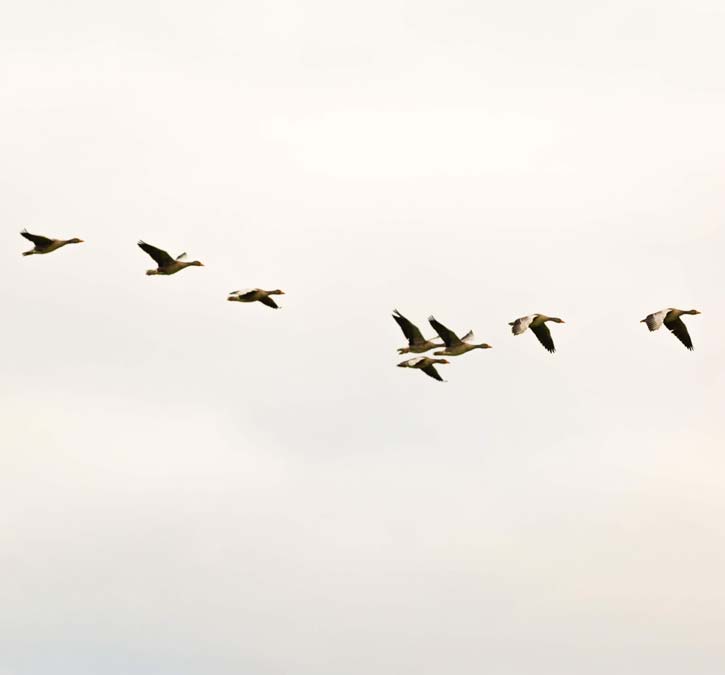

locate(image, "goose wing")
[[229, 289, 257, 298], [392, 310, 425, 346], [21, 229, 53, 247], [664, 315, 694, 350], [138, 241, 174, 267], [461, 330, 475, 343], [258, 294, 279, 309], [428, 316, 462, 347], [510, 315, 534, 335], [643, 310, 668, 331], [421, 364, 444, 381], [530, 322, 556, 353]]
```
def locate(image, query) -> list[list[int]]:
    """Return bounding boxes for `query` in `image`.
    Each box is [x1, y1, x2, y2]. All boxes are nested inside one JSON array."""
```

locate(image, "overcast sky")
[[2, 1, 724, 673]]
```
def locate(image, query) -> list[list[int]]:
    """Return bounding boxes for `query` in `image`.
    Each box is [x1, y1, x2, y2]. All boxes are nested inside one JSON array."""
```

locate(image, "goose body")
[[509, 313, 565, 353], [392, 309, 443, 354], [228, 288, 285, 309], [428, 316, 492, 356], [138, 241, 204, 275], [397, 356, 449, 382], [21, 229, 83, 256], [641, 308, 700, 350]]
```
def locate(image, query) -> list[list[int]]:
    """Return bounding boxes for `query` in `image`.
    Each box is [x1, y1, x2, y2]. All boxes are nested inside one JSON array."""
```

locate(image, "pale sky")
[[2, 1, 725, 673]]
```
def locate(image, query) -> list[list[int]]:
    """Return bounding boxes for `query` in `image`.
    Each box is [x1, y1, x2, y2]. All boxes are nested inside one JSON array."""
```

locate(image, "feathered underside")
[[642, 310, 668, 331], [510, 315, 534, 335]]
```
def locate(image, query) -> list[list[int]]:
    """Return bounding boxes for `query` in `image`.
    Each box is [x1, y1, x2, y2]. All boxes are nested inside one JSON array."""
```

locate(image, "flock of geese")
[[20, 229, 286, 309], [394, 307, 701, 382], [20, 229, 703, 383]]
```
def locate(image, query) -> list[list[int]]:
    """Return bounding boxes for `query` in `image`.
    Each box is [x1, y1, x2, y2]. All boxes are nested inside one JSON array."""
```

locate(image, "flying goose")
[[228, 289, 285, 309], [509, 314, 565, 353], [397, 356, 449, 382], [20, 229, 83, 256], [138, 241, 204, 275], [428, 316, 492, 356], [641, 308, 701, 350], [392, 309, 443, 354]]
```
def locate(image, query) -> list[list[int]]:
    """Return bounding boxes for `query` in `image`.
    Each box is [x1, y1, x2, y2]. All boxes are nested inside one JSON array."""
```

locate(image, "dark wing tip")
[[531, 323, 556, 353], [666, 317, 694, 350]]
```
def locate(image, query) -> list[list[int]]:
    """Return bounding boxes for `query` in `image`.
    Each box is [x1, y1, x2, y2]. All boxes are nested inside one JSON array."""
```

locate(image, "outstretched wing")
[[421, 364, 444, 381], [460, 330, 475, 343], [664, 316, 694, 350], [138, 241, 174, 267], [643, 310, 667, 331], [510, 315, 534, 335], [21, 229, 53, 247], [428, 316, 462, 347], [176, 252, 187, 261], [392, 310, 425, 346], [530, 322, 556, 353], [258, 295, 279, 309]]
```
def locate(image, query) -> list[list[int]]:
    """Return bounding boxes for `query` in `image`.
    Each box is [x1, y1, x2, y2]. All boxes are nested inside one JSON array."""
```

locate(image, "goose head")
[[67, 237, 84, 244], [270, 289, 285, 295], [475, 343, 493, 350], [188, 260, 204, 267], [686, 309, 701, 315]]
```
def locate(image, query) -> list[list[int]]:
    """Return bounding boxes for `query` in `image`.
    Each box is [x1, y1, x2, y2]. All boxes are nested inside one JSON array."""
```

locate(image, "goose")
[[228, 289, 285, 309], [138, 241, 204, 275], [509, 314, 565, 353], [397, 356, 449, 382], [392, 309, 443, 354], [428, 316, 492, 356], [641, 308, 701, 350], [20, 229, 83, 256]]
